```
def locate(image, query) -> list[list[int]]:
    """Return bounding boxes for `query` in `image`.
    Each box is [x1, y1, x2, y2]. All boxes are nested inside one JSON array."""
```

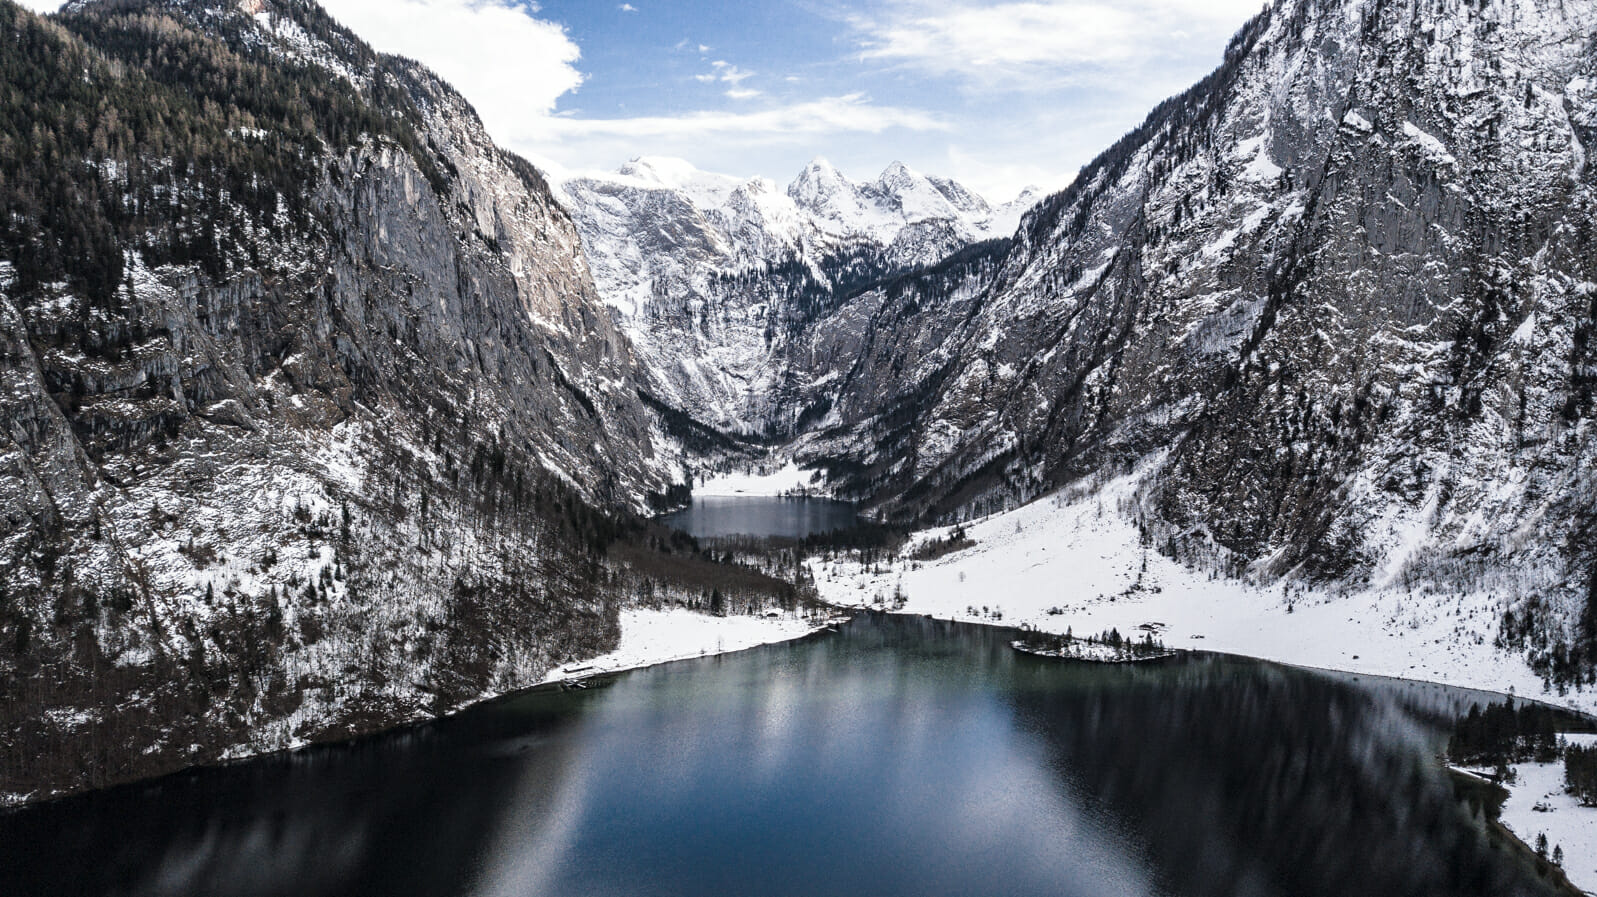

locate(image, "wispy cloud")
[[851, 0, 1264, 88], [943, 146, 1070, 203], [306, 0, 1261, 201], [694, 60, 761, 98], [695, 60, 755, 86], [518, 93, 949, 189], [312, 0, 947, 179], [539, 94, 946, 142]]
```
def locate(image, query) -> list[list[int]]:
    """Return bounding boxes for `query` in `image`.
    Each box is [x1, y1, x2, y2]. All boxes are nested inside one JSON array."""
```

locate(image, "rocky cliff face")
[[558, 156, 1034, 439], [0, 0, 681, 802], [789, 0, 1597, 685], [9, 0, 1597, 803]]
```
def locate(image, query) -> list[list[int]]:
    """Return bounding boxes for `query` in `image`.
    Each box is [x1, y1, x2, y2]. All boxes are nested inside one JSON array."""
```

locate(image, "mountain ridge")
[[6, 0, 1597, 806], [0, 0, 716, 803], [557, 154, 1035, 438], [781, 0, 1597, 689]]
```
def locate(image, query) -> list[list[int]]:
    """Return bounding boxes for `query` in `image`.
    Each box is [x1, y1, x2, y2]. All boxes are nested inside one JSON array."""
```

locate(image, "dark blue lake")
[[660, 495, 861, 539], [0, 615, 1560, 897]]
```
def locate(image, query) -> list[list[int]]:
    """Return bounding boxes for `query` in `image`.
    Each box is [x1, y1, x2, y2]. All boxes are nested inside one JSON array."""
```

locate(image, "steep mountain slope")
[[795, 0, 1597, 686], [0, 0, 688, 801], [559, 157, 1034, 437]]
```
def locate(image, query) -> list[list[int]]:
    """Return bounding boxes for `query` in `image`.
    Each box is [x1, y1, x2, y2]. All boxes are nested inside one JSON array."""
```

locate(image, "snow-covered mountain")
[[9, 0, 1597, 808], [558, 157, 1036, 435], [556, 0, 1597, 697], [0, 0, 701, 802], [782, 0, 1597, 690]]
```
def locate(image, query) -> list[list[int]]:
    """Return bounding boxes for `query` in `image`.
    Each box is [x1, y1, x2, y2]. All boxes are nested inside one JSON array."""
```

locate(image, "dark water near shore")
[[0, 615, 1559, 897], [660, 494, 860, 539]]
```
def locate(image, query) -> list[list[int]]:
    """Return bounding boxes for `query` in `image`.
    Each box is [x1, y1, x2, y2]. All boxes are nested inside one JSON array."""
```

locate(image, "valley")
[[1, 0, 1596, 866]]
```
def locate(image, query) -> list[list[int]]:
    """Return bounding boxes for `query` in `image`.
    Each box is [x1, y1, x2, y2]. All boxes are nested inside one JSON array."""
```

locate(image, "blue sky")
[[311, 0, 1271, 200], [23, 0, 1267, 200]]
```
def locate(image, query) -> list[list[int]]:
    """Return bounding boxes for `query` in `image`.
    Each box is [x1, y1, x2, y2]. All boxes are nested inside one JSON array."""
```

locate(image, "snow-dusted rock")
[[790, 0, 1597, 691], [558, 156, 1034, 435], [0, 0, 680, 803]]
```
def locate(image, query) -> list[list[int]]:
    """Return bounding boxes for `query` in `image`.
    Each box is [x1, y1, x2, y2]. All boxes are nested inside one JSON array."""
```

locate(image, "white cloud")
[[539, 94, 945, 142], [311, 0, 947, 181], [13, 0, 63, 11], [692, 60, 762, 100], [853, 0, 1264, 88], [695, 60, 755, 86], [318, 0, 583, 136], [20, 0, 1270, 209]]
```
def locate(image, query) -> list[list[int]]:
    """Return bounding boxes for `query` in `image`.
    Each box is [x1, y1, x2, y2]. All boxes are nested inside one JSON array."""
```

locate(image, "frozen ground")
[[694, 462, 824, 497], [541, 608, 827, 683], [1498, 733, 1597, 895], [811, 464, 1597, 717]]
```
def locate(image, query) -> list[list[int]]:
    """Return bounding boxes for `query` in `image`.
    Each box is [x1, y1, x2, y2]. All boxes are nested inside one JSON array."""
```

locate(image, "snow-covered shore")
[[694, 462, 824, 497], [1495, 734, 1597, 896], [542, 608, 831, 684], [810, 465, 1597, 718], [801, 466, 1597, 889]]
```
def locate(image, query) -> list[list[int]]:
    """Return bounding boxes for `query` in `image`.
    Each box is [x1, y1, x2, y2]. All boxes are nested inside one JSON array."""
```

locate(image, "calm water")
[[660, 495, 860, 539], [0, 615, 1559, 897]]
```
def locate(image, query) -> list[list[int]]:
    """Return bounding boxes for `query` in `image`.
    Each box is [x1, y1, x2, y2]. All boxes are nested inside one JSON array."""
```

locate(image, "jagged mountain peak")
[[616, 155, 743, 208], [786, 155, 860, 212], [875, 159, 919, 185], [558, 151, 1029, 433], [797, 155, 841, 177], [869, 160, 988, 226]]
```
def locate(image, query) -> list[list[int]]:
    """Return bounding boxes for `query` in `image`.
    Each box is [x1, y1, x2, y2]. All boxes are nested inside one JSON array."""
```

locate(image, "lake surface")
[[0, 615, 1561, 897], [661, 494, 860, 539]]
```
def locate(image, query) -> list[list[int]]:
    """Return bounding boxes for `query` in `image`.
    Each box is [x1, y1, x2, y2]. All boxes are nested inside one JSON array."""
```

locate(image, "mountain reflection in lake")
[[0, 615, 1559, 897]]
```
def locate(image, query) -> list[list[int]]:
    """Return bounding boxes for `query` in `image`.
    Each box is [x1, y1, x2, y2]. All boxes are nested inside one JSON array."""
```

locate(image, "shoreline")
[[11, 596, 1597, 896], [871, 603, 1592, 716], [7, 582, 1593, 818], [1446, 767, 1593, 897], [807, 468, 1597, 719], [551, 599, 1597, 897], [0, 607, 843, 812], [538, 607, 847, 687], [692, 461, 831, 498]]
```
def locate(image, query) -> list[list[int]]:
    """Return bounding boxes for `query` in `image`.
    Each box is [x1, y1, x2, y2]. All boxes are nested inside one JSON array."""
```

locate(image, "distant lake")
[[661, 494, 860, 539], [0, 615, 1561, 897]]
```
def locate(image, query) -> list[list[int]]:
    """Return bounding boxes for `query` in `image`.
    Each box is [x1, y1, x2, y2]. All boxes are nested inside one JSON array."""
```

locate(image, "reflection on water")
[[0, 615, 1562, 897], [660, 495, 860, 539]]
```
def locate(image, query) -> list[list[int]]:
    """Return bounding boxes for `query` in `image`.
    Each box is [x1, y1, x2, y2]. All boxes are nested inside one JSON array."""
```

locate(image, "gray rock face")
[[0, 0, 676, 801], [551, 0, 1597, 685], [558, 157, 1034, 438], [791, 0, 1597, 678], [9, 0, 1597, 803]]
